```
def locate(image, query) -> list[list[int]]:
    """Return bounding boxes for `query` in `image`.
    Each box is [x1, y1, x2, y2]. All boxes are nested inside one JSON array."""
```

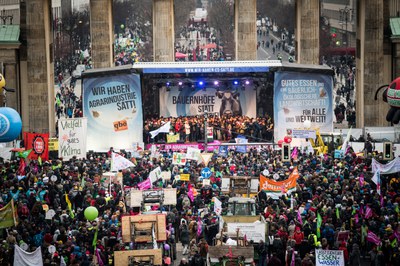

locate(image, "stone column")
[[296, 0, 320, 64], [153, 0, 174, 62], [356, 0, 388, 127], [20, 0, 55, 135], [90, 0, 114, 68], [235, 0, 257, 60]]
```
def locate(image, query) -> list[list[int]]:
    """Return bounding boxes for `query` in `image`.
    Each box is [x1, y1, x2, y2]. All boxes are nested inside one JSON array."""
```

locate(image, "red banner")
[[24, 132, 49, 161]]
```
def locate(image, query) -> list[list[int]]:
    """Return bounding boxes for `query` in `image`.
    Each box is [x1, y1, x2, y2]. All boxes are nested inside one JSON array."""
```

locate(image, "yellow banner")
[[180, 174, 190, 181], [167, 134, 180, 143], [48, 138, 59, 151], [0, 199, 16, 229]]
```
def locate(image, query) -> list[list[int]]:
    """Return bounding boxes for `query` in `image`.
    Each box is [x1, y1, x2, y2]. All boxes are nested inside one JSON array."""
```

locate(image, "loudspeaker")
[[282, 143, 291, 162], [157, 140, 166, 144], [383, 142, 393, 160], [176, 140, 184, 144], [198, 140, 205, 143]]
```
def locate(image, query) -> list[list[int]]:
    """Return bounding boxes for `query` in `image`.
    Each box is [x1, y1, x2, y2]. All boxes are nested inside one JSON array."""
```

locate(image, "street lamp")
[[339, 5, 353, 63]]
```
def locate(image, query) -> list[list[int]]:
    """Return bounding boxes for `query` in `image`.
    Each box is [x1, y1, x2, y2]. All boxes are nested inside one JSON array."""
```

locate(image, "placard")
[[315, 249, 344, 266], [203, 179, 211, 186], [180, 174, 190, 181], [221, 178, 230, 192], [226, 222, 265, 242], [58, 118, 87, 161]]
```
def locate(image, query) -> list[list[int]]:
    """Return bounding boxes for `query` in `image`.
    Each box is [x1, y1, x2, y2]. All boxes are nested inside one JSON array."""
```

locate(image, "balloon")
[[120, 24, 125, 29], [284, 136, 292, 143], [164, 243, 170, 250], [84, 206, 98, 221], [303, 120, 311, 129], [278, 139, 284, 148], [0, 107, 22, 142], [383, 77, 400, 124], [0, 74, 5, 93]]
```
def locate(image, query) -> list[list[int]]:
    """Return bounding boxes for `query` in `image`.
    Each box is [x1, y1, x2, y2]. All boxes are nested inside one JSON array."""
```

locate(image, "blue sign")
[[143, 66, 269, 74], [201, 167, 212, 179]]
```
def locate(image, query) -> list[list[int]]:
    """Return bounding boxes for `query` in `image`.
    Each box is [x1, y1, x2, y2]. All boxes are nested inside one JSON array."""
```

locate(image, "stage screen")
[[159, 86, 257, 117], [273, 71, 333, 142], [83, 74, 143, 151]]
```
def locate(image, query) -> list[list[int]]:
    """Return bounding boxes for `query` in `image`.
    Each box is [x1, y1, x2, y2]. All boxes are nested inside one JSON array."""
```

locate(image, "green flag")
[[17, 149, 32, 159], [38, 156, 42, 166], [81, 176, 86, 189], [336, 208, 340, 219], [317, 212, 322, 238], [0, 199, 17, 229], [395, 205, 399, 214], [92, 226, 98, 247]]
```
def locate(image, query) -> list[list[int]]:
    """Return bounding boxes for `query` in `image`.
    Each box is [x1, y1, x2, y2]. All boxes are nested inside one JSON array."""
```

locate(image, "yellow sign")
[[167, 134, 180, 143], [48, 138, 59, 151], [180, 174, 190, 181]]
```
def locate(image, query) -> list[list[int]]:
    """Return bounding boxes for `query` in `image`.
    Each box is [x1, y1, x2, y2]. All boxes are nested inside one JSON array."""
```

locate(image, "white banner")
[[315, 249, 344, 266], [159, 86, 257, 117], [226, 221, 265, 242], [186, 146, 201, 160], [291, 129, 316, 139], [14, 245, 43, 266], [213, 197, 222, 215], [371, 157, 400, 173], [58, 118, 87, 161]]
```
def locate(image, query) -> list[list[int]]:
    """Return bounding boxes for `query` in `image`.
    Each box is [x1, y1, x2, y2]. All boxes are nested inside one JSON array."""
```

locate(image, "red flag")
[[192, 49, 197, 61], [17, 158, 26, 176], [24, 132, 49, 161]]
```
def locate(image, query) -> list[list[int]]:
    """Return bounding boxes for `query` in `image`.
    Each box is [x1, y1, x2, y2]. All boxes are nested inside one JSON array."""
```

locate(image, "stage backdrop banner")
[[159, 86, 257, 117], [273, 72, 333, 142], [83, 74, 143, 151], [58, 118, 87, 161]]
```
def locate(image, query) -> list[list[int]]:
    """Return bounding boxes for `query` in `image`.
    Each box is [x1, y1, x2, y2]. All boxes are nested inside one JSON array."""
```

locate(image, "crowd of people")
[[0, 133, 399, 266], [143, 115, 274, 144]]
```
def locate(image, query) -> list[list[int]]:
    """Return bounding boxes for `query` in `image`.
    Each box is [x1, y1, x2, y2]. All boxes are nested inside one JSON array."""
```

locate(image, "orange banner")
[[259, 167, 298, 195]]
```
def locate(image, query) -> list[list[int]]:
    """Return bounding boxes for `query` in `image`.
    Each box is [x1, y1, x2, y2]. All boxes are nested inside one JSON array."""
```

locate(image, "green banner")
[[0, 200, 16, 229]]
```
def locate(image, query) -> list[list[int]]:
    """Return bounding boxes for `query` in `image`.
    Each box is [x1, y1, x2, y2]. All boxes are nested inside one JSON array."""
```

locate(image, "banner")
[[167, 134, 180, 143], [172, 152, 187, 165], [315, 249, 344, 266], [14, 245, 43, 266], [274, 72, 333, 142], [111, 152, 135, 171], [83, 73, 143, 151], [186, 146, 201, 160], [0, 199, 17, 229], [371, 157, 400, 173], [213, 197, 222, 215], [292, 129, 316, 139], [226, 222, 266, 242], [24, 132, 49, 161], [58, 118, 87, 161], [259, 169, 298, 199], [159, 86, 257, 117], [48, 138, 58, 151], [137, 178, 152, 190]]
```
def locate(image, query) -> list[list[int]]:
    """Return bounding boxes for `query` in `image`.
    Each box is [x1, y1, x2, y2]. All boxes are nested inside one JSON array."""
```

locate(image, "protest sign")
[[315, 249, 344, 266]]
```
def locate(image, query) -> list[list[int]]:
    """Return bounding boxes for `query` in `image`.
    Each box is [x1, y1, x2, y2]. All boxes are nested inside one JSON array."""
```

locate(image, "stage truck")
[[80, 61, 335, 152]]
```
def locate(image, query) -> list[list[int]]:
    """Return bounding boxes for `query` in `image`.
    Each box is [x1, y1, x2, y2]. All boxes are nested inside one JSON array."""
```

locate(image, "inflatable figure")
[[383, 77, 400, 124]]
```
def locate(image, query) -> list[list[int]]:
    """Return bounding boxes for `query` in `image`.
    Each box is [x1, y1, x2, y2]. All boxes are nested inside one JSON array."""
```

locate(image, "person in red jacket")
[[338, 241, 349, 263], [293, 226, 304, 248]]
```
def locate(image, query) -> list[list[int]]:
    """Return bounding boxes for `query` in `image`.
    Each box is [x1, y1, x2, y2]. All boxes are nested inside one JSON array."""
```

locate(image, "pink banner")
[[146, 141, 221, 152], [137, 178, 151, 190]]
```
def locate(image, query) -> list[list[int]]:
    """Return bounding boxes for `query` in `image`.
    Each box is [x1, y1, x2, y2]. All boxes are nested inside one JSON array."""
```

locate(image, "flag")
[[395, 205, 399, 214], [367, 231, 381, 245], [0, 199, 17, 229], [336, 207, 340, 219], [17, 149, 32, 159], [65, 194, 75, 219], [214, 197, 222, 215], [38, 156, 42, 166], [150, 121, 171, 139], [81, 176, 86, 189], [355, 214, 359, 224], [317, 212, 322, 238], [376, 171, 381, 195], [341, 127, 352, 152], [291, 248, 295, 266], [111, 152, 135, 171], [359, 174, 364, 187], [14, 245, 43, 266], [197, 217, 202, 237], [95, 248, 104, 266], [297, 210, 303, 225], [291, 147, 298, 160], [17, 157, 26, 177], [391, 238, 397, 248], [365, 205, 373, 219], [92, 226, 98, 247], [60, 256, 67, 266], [380, 195, 384, 207]]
